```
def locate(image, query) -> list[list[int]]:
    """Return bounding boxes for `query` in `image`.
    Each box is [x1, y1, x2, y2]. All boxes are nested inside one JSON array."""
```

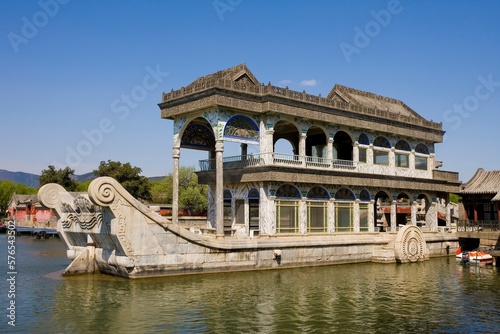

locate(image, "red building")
[[7, 194, 55, 226], [460, 168, 500, 222]]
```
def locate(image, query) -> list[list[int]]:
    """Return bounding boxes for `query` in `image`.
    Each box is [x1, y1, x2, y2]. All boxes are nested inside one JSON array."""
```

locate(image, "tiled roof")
[[12, 194, 39, 204], [186, 63, 259, 88], [460, 168, 500, 200], [173, 65, 435, 126], [327, 84, 421, 118]]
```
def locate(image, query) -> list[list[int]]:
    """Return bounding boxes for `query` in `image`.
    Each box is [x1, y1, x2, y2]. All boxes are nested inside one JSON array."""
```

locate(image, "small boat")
[[456, 247, 493, 265]]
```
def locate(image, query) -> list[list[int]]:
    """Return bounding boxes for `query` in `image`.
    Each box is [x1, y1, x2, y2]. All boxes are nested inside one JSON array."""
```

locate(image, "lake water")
[[1, 234, 500, 333]]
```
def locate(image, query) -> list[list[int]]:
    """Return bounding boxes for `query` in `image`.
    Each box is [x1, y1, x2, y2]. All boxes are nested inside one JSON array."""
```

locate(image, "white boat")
[[456, 248, 493, 265]]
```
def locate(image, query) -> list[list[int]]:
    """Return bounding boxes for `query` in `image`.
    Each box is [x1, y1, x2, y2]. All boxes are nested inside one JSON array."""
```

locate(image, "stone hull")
[[38, 177, 458, 279]]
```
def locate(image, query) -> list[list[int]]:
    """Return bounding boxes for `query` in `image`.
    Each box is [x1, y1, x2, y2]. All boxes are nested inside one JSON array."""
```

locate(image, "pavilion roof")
[[186, 63, 259, 88], [327, 84, 422, 119], [460, 168, 500, 200]]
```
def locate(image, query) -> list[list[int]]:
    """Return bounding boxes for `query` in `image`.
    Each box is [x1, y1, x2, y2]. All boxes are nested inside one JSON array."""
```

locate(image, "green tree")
[[76, 180, 92, 192], [0, 180, 37, 217], [39, 166, 78, 191], [450, 193, 461, 203], [151, 166, 207, 215], [150, 176, 173, 204], [94, 160, 152, 202]]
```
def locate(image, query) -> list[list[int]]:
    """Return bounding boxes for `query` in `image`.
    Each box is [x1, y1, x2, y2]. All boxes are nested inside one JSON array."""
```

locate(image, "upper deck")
[[159, 64, 444, 143]]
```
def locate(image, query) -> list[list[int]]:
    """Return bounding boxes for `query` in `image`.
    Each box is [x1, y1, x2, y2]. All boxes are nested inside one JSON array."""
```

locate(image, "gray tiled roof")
[[327, 84, 422, 118], [460, 168, 500, 200]]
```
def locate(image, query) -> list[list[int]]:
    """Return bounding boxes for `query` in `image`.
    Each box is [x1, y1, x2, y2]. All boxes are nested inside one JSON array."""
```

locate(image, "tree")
[[94, 160, 152, 202], [0, 180, 37, 217], [150, 175, 173, 204], [39, 166, 77, 191], [150, 166, 207, 215]]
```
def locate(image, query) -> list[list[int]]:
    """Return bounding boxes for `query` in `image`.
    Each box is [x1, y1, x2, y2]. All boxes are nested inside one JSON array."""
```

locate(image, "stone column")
[[411, 201, 417, 225], [215, 140, 224, 236], [353, 199, 360, 232], [368, 199, 375, 232], [428, 202, 438, 231], [262, 129, 274, 165], [390, 200, 397, 232], [328, 199, 335, 233], [389, 147, 395, 173], [353, 141, 359, 164], [299, 133, 307, 166], [429, 153, 435, 173], [409, 150, 415, 170], [327, 138, 334, 168], [446, 203, 452, 229], [172, 147, 180, 224], [300, 197, 307, 234], [367, 144, 374, 165]]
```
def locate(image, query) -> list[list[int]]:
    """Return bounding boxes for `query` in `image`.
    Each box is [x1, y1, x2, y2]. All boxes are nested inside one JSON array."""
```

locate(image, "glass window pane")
[[396, 154, 409, 168], [308, 202, 327, 233], [249, 199, 259, 230], [235, 199, 245, 225], [415, 156, 428, 170], [359, 148, 367, 163], [277, 201, 299, 233], [374, 151, 389, 165], [336, 203, 352, 232], [224, 199, 232, 228]]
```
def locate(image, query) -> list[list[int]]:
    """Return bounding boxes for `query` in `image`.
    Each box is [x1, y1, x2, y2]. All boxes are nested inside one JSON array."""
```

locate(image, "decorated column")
[[390, 200, 397, 232], [215, 140, 224, 236], [172, 147, 180, 224]]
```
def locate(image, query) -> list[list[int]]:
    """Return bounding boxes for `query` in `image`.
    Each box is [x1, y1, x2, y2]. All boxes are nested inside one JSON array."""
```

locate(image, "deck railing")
[[199, 153, 356, 172], [457, 220, 500, 232]]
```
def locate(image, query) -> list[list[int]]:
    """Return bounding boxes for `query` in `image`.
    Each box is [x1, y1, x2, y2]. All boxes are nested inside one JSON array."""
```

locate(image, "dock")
[[12, 226, 59, 239]]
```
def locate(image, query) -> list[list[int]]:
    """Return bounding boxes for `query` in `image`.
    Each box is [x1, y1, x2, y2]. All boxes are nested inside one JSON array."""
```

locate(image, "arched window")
[[373, 136, 391, 165], [415, 144, 429, 170], [224, 115, 259, 142], [359, 189, 371, 201], [395, 140, 411, 168], [306, 186, 330, 233], [181, 123, 215, 150], [276, 184, 301, 234], [415, 143, 429, 154], [248, 188, 260, 232], [333, 131, 353, 161], [358, 133, 370, 145], [358, 133, 369, 163], [373, 136, 391, 148]]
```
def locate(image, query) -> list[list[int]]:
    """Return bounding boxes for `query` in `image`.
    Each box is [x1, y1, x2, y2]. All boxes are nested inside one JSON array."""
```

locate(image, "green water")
[[1, 235, 500, 333]]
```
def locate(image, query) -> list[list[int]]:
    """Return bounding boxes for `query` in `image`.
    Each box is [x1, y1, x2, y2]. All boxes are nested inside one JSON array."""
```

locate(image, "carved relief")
[[394, 225, 427, 263], [61, 195, 103, 230]]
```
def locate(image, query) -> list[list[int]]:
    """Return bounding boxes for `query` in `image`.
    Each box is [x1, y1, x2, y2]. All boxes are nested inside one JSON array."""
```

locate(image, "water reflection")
[[48, 261, 500, 333], [2, 236, 500, 333]]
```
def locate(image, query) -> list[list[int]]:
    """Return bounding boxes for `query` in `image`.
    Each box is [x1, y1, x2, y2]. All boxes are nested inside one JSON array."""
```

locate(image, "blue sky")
[[2, 0, 500, 183]]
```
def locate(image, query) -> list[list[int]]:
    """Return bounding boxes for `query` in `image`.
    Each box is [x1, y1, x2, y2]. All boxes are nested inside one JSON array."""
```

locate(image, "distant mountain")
[[72, 172, 96, 183], [0, 169, 164, 188], [0, 169, 40, 188]]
